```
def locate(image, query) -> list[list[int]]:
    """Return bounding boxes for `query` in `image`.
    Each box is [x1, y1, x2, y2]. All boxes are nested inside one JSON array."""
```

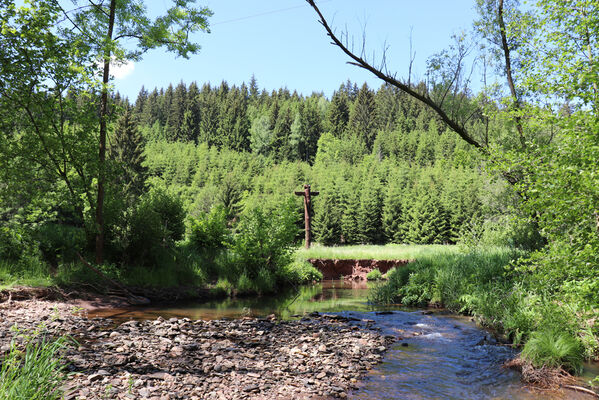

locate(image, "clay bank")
[[308, 259, 411, 280], [0, 299, 393, 400]]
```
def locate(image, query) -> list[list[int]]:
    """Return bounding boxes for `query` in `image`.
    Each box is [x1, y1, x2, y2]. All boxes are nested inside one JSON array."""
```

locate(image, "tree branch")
[[306, 0, 486, 153]]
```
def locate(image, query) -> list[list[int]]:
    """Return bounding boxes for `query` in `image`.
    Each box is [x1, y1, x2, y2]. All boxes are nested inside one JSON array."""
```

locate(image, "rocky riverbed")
[[0, 299, 395, 399]]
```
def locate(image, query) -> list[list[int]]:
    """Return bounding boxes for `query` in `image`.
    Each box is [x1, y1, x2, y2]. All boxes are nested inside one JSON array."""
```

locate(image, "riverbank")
[[0, 299, 394, 399]]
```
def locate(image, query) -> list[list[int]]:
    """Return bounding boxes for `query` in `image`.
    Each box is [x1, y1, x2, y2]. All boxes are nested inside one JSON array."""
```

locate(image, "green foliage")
[[287, 260, 323, 282], [522, 330, 584, 374], [189, 205, 230, 250], [366, 268, 382, 281], [123, 189, 185, 267], [35, 223, 86, 266], [229, 199, 298, 282], [0, 331, 70, 400]]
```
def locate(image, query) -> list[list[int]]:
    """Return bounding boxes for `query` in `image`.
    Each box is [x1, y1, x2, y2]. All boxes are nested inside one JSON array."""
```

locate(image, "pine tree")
[[313, 189, 342, 245], [348, 83, 377, 150], [110, 108, 147, 198], [356, 177, 384, 244]]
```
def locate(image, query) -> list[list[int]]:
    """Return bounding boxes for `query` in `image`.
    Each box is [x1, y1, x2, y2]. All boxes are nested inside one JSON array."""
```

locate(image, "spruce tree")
[[356, 177, 384, 244], [348, 83, 377, 150], [298, 100, 322, 163], [313, 190, 342, 246], [198, 84, 219, 146], [110, 108, 147, 198], [382, 180, 405, 243], [340, 184, 362, 244], [327, 89, 350, 138]]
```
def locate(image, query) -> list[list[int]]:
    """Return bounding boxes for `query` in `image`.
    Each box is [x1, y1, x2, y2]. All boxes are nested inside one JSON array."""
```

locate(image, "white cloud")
[[111, 60, 135, 80]]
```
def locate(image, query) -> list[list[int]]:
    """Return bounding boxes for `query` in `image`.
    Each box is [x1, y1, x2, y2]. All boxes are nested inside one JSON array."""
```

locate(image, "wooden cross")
[[295, 184, 319, 248]]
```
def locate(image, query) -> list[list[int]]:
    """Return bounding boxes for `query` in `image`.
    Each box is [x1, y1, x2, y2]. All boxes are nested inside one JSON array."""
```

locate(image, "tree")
[[327, 88, 350, 138], [348, 83, 377, 150], [1, 0, 212, 264], [110, 107, 147, 199]]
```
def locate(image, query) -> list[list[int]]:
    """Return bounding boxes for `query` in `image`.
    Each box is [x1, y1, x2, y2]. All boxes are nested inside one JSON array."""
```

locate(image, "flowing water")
[[89, 281, 594, 399]]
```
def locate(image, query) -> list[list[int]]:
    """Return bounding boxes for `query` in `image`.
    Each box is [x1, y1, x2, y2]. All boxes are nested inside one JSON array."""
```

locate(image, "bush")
[[0, 332, 69, 400], [282, 260, 323, 285], [229, 199, 298, 281], [36, 223, 86, 266], [522, 330, 584, 374], [189, 205, 230, 250], [125, 189, 185, 267], [0, 225, 26, 261], [366, 268, 382, 281]]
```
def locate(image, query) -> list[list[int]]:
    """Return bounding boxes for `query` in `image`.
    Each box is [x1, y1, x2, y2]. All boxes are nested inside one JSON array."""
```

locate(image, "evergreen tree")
[[298, 100, 322, 163], [313, 189, 342, 245], [356, 176, 384, 244], [271, 104, 293, 161], [165, 81, 187, 141], [180, 81, 200, 143], [110, 108, 147, 198], [340, 184, 361, 244], [348, 83, 377, 150], [198, 83, 219, 146], [249, 74, 259, 100], [382, 178, 406, 243], [327, 89, 350, 138]]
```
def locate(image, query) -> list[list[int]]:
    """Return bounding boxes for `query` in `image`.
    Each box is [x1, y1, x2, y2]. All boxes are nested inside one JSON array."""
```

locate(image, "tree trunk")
[[95, 0, 116, 265]]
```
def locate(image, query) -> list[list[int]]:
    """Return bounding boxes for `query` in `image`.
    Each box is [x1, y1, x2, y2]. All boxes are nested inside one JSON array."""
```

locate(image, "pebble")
[[0, 299, 395, 399]]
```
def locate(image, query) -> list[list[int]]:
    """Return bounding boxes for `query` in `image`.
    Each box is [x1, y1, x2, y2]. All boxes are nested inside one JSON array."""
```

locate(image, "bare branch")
[[305, 0, 486, 152]]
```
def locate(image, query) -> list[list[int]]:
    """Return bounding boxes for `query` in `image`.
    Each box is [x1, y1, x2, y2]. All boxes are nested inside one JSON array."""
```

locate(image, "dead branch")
[[306, 0, 485, 153]]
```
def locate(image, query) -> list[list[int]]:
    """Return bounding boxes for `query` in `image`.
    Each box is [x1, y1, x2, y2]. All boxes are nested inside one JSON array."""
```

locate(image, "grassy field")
[[295, 243, 463, 261]]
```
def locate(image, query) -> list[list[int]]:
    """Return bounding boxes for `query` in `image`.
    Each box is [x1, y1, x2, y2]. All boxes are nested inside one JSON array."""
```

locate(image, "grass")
[[0, 331, 70, 400], [522, 330, 584, 374], [0, 259, 54, 290], [366, 268, 383, 281], [296, 243, 462, 261]]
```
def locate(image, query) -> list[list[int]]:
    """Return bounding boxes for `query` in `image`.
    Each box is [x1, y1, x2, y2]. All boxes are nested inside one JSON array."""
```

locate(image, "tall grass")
[[0, 258, 53, 290], [522, 330, 584, 374], [296, 243, 461, 261], [0, 334, 69, 400]]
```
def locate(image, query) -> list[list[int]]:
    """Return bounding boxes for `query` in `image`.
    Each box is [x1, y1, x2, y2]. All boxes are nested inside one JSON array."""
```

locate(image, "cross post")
[[295, 184, 319, 248]]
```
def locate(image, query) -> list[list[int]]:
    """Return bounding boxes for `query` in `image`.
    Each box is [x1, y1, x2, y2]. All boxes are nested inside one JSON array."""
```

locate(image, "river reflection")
[[89, 280, 391, 321]]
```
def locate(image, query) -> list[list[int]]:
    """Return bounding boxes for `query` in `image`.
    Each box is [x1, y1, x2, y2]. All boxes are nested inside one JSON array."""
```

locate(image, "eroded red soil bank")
[[308, 259, 412, 280]]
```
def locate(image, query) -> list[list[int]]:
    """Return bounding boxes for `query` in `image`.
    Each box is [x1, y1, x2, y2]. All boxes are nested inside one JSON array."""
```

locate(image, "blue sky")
[[112, 0, 479, 100]]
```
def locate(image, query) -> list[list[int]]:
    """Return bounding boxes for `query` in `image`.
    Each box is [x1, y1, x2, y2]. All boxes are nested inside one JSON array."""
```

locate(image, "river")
[[89, 280, 595, 399]]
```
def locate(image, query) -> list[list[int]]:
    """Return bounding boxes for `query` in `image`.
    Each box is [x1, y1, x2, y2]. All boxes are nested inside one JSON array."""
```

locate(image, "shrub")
[[229, 199, 298, 280], [189, 205, 230, 250], [522, 330, 584, 374], [35, 223, 86, 266], [366, 268, 382, 281], [0, 225, 26, 261], [286, 260, 323, 283], [125, 189, 185, 267], [0, 333, 69, 400]]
